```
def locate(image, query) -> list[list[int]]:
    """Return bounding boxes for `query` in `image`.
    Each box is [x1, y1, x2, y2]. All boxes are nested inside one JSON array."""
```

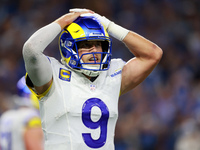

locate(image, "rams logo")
[[59, 68, 71, 82]]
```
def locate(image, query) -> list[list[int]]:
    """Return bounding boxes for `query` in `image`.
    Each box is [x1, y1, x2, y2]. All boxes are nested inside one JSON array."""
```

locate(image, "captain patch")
[[59, 68, 71, 82]]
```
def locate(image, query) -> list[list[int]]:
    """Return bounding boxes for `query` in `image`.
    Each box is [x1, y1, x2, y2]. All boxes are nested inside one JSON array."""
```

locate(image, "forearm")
[[54, 11, 93, 29], [123, 31, 163, 61], [105, 18, 162, 61], [119, 31, 162, 95], [23, 22, 61, 86], [107, 22, 129, 41], [106, 20, 161, 61]]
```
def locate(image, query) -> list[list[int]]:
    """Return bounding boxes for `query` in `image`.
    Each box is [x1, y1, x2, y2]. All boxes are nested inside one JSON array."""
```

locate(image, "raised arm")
[[106, 21, 163, 95], [22, 22, 60, 94], [23, 11, 92, 94], [120, 31, 163, 95]]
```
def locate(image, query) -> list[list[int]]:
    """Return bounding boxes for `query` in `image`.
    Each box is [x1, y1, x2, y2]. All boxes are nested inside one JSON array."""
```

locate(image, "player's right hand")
[[70, 8, 111, 30]]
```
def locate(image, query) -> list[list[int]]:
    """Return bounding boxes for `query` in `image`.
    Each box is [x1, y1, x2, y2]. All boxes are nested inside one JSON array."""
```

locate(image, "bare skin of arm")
[[24, 127, 44, 150], [120, 31, 163, 95]]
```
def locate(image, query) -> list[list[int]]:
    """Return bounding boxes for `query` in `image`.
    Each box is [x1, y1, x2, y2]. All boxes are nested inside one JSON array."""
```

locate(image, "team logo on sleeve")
[[110, 69, 122, 77], [59, 68, 71, 82]]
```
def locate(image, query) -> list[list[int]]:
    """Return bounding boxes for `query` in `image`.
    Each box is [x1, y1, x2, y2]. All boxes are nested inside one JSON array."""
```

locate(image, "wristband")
[[107, 22, 129, 41]]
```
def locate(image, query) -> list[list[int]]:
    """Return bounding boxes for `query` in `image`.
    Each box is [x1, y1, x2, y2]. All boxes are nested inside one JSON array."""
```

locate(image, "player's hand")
[[70, 8, 111, 30], [69, 8, 94, 14], [54, 10, 93, 29]]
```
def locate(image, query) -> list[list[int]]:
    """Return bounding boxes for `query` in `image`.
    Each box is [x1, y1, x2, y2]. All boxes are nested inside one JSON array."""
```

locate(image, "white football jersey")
[[0, 108, 40, 150], [35, 57, 125, 150]]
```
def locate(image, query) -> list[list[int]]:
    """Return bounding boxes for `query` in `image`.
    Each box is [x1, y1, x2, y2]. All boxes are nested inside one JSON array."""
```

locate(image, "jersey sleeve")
[[26, 117, 42, 128], [108, 58, 126, 76], [23, 109, 42, 129]]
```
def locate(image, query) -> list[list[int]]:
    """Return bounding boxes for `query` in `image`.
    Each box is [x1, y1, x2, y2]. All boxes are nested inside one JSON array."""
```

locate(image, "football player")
[[22, 8, 162, 150], [0, 76, 44, 150]]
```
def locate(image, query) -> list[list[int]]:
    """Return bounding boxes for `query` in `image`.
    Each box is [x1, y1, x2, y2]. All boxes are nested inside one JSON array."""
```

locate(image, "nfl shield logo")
[[90, 84, 96, 91]]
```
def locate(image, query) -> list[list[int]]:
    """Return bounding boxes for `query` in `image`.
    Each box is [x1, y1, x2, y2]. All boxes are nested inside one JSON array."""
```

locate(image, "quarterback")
[[23, 8, 162, 150]]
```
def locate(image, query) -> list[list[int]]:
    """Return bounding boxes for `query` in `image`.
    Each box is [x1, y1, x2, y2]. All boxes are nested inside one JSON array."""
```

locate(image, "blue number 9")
[[82, 98, 109, 148]]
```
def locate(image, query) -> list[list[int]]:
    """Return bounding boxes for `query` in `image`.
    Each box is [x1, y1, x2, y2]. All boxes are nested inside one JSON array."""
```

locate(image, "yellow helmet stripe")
[[101, 24, 109, 37], [26, 117, 42, 128], [67, 23, 86, 39]]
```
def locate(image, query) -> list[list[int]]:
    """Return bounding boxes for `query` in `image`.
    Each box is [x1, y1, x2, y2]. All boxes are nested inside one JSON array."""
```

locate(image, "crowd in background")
[[0, 0, 200, 149]]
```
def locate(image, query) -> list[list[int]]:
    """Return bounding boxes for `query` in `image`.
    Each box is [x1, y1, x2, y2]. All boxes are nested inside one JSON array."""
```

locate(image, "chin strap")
[[82, 69, 100, 77], [80, 59, 101, 77]]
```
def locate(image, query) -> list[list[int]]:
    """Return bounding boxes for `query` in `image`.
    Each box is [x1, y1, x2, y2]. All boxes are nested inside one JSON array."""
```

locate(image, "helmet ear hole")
[[101, 41, 110, 63], [101, 41, 109, 53], [72, 44, 77, 53]]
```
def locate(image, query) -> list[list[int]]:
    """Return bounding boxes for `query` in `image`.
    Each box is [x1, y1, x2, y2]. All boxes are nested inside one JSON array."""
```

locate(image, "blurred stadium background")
[[0, 0, 200, 149]]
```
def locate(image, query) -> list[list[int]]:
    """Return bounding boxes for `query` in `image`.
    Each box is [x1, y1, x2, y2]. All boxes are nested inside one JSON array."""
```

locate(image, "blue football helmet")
[[59, 16, 112, 77]]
